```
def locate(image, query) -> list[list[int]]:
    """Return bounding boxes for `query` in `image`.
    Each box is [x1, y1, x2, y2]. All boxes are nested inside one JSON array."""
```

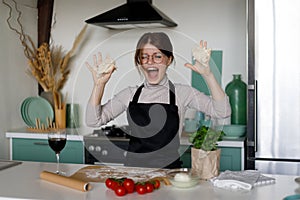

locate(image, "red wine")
[[48, 138, 66, 153]]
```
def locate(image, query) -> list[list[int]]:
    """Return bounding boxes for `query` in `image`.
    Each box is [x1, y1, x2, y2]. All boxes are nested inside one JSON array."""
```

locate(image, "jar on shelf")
[[225, 74, 247, 125]]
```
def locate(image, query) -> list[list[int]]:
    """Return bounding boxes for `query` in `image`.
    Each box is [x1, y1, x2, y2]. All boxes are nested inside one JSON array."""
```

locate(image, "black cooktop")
[[91, 125, 130, 138]]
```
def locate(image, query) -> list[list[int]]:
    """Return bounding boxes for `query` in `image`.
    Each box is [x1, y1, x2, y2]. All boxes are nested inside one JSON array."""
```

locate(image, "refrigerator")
[[247, 0, 300, 175]]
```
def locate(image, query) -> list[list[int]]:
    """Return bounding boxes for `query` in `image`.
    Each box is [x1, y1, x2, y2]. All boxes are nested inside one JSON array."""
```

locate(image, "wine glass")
[[48, 129, 67, 174]]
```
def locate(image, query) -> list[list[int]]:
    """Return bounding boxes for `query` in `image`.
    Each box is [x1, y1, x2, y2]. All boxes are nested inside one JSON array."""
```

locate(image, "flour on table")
[[82, 166, 167, 182]]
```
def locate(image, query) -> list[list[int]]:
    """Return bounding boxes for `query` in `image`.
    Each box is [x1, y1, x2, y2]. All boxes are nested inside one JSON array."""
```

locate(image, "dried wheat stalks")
[[54, 24, 87, 92], [3, 0, 87, 106], [51, 25, 87, 109]]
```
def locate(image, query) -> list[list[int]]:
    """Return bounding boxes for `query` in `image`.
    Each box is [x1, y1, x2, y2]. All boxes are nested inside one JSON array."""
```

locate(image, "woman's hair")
[[134, 32, 174, 66]]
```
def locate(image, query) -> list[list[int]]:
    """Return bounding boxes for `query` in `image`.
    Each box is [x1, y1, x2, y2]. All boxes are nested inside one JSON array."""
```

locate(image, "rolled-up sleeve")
[[179, 85, 231, 119], [85, 103, 103, 127], [85, 88, 133, 127], [209, 96, 231, 118]]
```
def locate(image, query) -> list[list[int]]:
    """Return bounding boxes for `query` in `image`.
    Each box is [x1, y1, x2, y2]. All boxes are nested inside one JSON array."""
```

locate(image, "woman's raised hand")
[[184, 40, 212, 77], [85, 52, 116, 85]]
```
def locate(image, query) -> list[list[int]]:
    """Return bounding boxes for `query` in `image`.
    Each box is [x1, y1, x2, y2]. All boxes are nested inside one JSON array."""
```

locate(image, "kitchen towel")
[[211, 170, 276, 190], [40, 171, 92, 192]]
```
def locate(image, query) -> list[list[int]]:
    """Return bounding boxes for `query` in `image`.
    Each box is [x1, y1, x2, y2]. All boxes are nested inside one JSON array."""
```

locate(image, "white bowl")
[[167, 168, 200, 188]]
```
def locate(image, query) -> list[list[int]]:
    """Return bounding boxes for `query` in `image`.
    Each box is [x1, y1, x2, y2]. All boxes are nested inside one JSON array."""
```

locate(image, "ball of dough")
[[174, 173, 191, 182]]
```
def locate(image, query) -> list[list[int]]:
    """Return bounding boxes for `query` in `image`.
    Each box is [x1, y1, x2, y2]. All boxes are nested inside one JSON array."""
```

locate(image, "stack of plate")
[[21, 96, 54, 127]]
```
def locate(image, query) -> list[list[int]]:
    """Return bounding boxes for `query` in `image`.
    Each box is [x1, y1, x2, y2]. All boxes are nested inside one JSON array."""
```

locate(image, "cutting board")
[[70, 165, 169, 184]]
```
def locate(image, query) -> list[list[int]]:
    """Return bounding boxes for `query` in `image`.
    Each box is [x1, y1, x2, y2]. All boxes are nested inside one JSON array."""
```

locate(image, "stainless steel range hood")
[[85, 0, 177, 29]]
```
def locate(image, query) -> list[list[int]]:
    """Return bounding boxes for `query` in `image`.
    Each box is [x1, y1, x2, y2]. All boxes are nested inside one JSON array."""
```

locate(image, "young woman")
[[85, 32, 231, 169]]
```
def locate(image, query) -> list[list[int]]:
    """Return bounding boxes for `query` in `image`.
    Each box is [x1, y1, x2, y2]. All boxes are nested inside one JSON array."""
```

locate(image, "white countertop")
[[6, 128, 245, 148], [5, 128, 88, 141], [0, 161, 299, 200]]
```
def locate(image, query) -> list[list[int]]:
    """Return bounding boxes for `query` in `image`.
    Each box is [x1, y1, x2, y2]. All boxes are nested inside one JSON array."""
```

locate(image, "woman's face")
[[139, 43, 172, 85]]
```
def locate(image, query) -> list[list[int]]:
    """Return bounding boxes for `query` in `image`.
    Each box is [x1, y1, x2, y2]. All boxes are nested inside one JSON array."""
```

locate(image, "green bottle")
[[225, 74, 247, 125]]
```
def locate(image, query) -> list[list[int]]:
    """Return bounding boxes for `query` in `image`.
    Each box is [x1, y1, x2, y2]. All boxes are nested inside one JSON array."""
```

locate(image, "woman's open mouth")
[[146, 67, 159, 79]]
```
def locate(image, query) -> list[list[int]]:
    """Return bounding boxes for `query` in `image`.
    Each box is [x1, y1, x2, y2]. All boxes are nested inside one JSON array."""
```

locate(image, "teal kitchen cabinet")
[[6, 129, 85, 164], [12, 138, 84, 164], [179, 145, 192, 168], [219, 146, 242, 171]]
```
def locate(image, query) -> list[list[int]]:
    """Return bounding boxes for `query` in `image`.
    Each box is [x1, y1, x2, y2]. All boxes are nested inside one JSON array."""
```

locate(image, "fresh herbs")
[[189, 126, 224, 151]]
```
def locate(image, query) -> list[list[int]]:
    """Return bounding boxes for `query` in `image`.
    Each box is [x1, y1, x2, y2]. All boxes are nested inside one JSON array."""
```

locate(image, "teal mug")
[[66, 103, 79, 128], [184, 118, 199, 133]]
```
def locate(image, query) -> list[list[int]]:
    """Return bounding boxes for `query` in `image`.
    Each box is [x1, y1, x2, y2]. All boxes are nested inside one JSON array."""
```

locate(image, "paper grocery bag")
[[191, 148, 221, 180]]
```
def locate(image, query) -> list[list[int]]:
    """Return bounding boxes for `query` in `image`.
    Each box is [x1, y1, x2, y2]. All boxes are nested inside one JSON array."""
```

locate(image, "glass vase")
[[225, 74, 247, 125]]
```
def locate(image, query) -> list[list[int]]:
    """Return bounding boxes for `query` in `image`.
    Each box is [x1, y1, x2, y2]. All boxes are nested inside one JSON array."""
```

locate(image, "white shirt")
[[86, 76, 231, 136]]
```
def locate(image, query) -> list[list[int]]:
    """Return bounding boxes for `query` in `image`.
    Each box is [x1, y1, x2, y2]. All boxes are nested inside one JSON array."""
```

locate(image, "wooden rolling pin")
[[40, 171, 92, 192]]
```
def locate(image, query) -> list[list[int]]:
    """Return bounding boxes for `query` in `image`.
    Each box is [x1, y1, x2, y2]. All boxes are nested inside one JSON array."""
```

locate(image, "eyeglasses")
[[140, 53, 164, 64]]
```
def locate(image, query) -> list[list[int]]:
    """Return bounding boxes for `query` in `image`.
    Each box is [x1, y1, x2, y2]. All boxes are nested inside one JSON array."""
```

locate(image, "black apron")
[[125, 81, 182, 169]]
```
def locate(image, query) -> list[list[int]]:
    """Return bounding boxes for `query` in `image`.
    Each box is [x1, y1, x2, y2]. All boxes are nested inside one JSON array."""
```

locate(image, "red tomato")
[[153, 180, 160, 189], [105, 178, 114, 189], [145, 182, 154, 193], [110, 180, 119, 191], [135, 184, 147, 195], [114, 185, 127, 196], [123, 178, 135, 193]]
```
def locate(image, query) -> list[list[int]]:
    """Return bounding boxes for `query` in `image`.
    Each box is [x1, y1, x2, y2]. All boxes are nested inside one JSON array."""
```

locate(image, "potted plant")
[[189, 126, 224, 180]]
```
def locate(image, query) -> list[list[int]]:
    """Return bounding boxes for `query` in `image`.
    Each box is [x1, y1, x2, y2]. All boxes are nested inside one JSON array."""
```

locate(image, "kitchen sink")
[[0, 160, 22, 171]]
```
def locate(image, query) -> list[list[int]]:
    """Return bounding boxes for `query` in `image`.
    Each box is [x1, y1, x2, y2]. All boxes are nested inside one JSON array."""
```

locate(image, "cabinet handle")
[[254, 80, 258, 152], [33, 142, 49, 146]]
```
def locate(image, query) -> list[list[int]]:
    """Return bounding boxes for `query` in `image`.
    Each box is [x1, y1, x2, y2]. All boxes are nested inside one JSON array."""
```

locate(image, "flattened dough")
[[192, 46, 210, 67], [94, 55, 115, 77]]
